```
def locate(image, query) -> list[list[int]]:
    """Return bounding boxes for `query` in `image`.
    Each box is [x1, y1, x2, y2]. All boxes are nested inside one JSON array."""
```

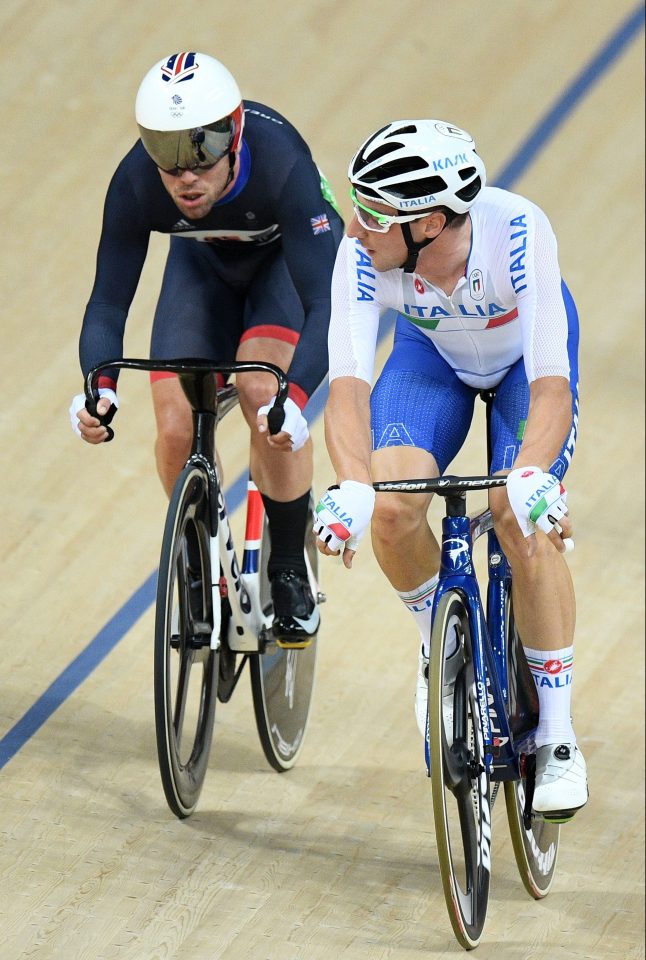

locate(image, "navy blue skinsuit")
[[79, 101, 344, 406]]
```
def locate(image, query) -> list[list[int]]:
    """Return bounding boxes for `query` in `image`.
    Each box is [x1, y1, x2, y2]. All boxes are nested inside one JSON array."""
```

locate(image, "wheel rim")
[[155, 466, 218, 817], [430, 595, 491, 949], [505, 779, 560, 897], [504, 599, 560, 897]]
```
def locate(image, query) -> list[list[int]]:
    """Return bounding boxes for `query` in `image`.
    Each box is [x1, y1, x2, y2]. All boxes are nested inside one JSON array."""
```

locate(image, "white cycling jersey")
[[329, 186, 570, 390]]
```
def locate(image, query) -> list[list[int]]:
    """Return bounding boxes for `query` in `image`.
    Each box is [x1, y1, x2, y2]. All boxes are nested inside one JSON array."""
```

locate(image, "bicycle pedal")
[[182, 620, 212, 648], [540, 810, 577, 824], [275, 636, 313, 650]]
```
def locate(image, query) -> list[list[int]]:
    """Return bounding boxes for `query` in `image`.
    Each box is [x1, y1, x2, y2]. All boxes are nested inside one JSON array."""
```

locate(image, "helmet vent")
[[458, 166, 476, 181], [386, 124, 417, 137], [365, 141, 405, 164], [360, 155, 429, 184], [386, 175, 448, 200], [455, 177, 482, 202]]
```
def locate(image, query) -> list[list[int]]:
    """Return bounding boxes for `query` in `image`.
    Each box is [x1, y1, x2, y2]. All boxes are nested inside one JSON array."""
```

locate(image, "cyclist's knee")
[[152, 382, 192, 463], [491, 490, 553, 565], [489, 486, 513, 530], [236, 374, 275, 421], [491, 488, 527, 556], [372, 494, 423, 549]]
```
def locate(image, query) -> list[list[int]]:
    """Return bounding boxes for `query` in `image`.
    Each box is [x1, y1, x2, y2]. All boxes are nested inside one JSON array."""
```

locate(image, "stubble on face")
[[157, 155, 234, 220], [354, 228, 407, 272]]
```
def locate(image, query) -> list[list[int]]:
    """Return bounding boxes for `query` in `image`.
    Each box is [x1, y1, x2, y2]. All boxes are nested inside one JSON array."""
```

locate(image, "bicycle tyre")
[[248, 494, 318, 772], [504, 598, 560, 898], [429, 590, 491, 950], [154, 462, 219, 819]]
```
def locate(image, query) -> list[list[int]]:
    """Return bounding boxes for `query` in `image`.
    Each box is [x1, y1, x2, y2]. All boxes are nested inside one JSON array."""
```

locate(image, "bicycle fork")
[[433, 511, 512, 778]]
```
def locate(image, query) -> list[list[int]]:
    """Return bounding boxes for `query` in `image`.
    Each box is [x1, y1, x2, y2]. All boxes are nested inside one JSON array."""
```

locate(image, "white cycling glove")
[[313, 480, 376, 553], [507, 466, 568, 538], [69, 388, 119, 438], [257, 396, 309, 452]]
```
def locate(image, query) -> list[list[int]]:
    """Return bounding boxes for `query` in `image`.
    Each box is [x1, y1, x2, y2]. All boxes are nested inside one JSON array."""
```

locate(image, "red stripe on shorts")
[[149, 370, 226, 388], [288, 382, 308, 411], [240, 325, 300, 346]]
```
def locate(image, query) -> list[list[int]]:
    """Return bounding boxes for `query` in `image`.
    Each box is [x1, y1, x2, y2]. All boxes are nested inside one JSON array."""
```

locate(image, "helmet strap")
[[222, 147, 239, 189], [400, 221, 445, 273]]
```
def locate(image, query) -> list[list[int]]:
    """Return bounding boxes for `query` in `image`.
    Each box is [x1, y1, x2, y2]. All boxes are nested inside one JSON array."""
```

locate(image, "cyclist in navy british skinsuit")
[[70, 51, 343, 647]]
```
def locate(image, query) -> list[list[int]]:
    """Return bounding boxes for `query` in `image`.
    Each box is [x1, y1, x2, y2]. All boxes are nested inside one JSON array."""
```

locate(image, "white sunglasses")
[[351, 188, 432, 233]]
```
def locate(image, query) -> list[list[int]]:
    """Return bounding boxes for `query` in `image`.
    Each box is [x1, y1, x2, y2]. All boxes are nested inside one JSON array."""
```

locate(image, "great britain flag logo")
[[310, 213, 331, 235], [161, 52, 199, 83]]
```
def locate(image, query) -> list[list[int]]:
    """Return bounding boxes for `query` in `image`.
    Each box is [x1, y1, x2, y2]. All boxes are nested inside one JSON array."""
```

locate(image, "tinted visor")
[[138, 116, 236, 171]]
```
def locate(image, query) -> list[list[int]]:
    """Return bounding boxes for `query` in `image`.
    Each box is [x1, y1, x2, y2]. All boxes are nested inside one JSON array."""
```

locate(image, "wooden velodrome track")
[[1, 2, 644, 958]]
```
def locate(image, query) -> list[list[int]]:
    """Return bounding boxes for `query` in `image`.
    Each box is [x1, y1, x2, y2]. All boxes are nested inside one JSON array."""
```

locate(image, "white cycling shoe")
[[415, 645, 460, 741], [416, 647, 430, 737], [533, 742, 588, 820]]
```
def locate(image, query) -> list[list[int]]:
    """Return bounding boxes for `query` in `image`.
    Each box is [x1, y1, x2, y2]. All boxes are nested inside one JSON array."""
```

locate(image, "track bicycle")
[[374, 414, 561, 949], [85, 358, 323, 819]]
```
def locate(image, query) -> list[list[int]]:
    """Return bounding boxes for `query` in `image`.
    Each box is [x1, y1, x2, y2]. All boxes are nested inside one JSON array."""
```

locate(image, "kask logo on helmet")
[[161, 52, 199, 83]]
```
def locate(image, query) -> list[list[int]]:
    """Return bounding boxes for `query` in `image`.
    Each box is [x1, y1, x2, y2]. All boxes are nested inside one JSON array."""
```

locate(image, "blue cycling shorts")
[[371, 281, 579, 479]]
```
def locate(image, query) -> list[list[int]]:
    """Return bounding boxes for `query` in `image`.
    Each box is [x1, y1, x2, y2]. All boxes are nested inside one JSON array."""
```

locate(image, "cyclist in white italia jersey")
[[313, 119, 588, 819]]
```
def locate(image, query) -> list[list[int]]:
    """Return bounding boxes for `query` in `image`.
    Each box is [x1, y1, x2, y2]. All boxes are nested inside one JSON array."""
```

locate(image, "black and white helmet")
[[349, 119, 486, 215]]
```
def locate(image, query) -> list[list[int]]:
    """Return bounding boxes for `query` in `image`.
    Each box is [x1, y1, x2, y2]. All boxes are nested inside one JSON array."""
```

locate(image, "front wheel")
[[504, 599, 560, 897], [429, 590, 491, 950], [249, 494, 319, 772], [154, 462, 219, 819]]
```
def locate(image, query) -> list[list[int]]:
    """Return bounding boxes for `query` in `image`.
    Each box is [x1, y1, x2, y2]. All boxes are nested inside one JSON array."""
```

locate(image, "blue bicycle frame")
[[426, 503, 538, 782]]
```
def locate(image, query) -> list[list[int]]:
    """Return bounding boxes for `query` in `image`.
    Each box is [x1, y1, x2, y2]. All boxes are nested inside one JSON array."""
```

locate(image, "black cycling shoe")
[[270, 569, 320, 648]]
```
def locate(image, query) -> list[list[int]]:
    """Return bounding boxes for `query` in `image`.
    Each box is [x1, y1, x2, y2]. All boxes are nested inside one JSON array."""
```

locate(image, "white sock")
[[397, 575, 442, 658], [524, 645, 576, 748]]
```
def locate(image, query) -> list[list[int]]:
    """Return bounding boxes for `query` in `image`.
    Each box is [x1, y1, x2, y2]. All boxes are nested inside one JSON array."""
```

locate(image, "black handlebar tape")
[[267, 404, 286, 435], [85, 398, 117, 443]]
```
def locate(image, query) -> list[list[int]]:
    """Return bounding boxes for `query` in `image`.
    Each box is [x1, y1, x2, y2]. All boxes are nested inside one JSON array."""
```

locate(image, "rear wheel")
[[504, 598, 560, 897], [429, 590, 491, 950], [249, 495, 319, 771], [154, 463, 219, 819]]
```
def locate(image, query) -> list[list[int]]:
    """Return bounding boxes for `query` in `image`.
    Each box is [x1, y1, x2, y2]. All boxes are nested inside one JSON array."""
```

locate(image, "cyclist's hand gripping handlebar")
[[69, 386, 118, 442], [84, 391, 118, 442], [267, 402, 285, 435], [80, 357, 291, 444], [257, 395, 309, 451]]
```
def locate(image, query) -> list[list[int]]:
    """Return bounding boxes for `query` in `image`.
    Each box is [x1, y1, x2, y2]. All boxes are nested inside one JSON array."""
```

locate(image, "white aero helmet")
[[349, 119, 486, 215], [135, 52, 244, 171]]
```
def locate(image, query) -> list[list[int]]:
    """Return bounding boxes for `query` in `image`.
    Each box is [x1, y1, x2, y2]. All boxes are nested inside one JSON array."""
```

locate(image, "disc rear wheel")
[[504, 599, 560, 897], [249, 494, 319, 771]]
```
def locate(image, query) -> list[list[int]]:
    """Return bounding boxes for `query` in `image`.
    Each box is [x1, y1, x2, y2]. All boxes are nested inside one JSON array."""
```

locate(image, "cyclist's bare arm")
[[324, 376, 373, 485], [315, 377, 374, 567], [508, 375, 574, 555], [513, 376, 573, 475]]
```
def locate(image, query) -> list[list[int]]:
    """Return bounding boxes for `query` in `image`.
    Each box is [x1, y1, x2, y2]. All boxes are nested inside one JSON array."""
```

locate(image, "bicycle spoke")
[[172, 646, 195, 745]]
